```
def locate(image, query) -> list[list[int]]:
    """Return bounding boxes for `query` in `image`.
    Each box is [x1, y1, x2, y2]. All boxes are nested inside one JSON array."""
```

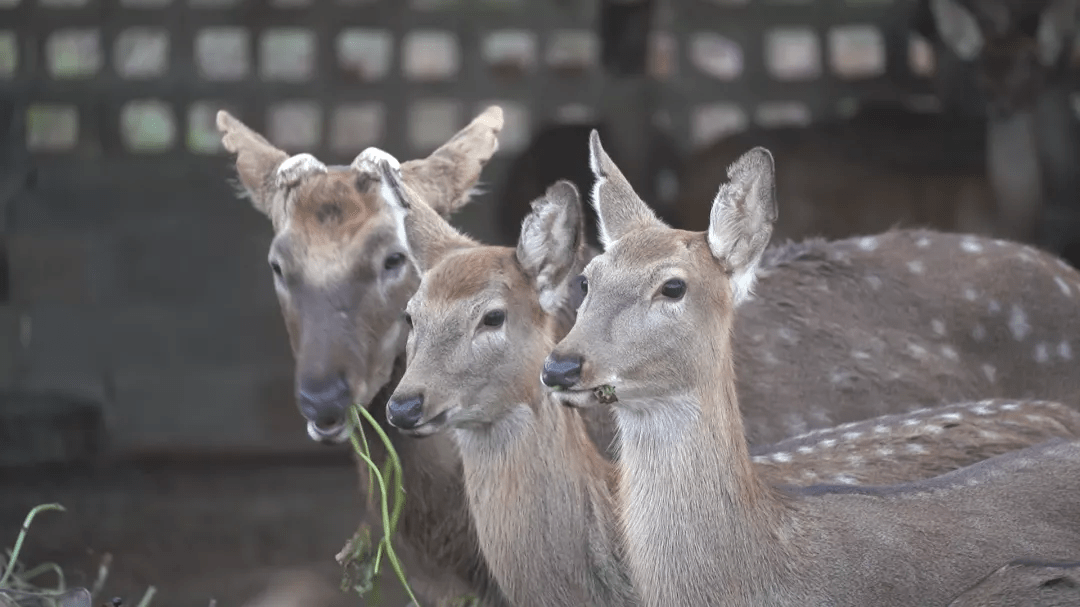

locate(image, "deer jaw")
[[217, 107, 503, 444]]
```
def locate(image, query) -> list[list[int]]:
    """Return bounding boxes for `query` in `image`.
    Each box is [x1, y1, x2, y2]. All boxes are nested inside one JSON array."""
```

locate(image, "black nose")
[[297, 374, 351, 429], [542, 353, 583, 388], [387, 393, 424, 429]]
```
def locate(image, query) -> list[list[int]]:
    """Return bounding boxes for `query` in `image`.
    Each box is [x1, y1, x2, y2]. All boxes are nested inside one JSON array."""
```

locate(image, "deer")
[[911, 0, 1080, 266], [219, 106, 1080, 605], [948, 559, 1080, 606], [372, 154, 1080, 606], [543, 131, 1080, 606]]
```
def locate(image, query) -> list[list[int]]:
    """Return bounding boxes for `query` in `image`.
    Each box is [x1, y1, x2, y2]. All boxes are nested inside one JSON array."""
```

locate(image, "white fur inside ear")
[[587, 140, 612, 248], [730, 263, 761, 307], [379, 169, 411, 256], [353, 147, 402, 175], [276, 153, 327, 187], [930, 0, 984, 60]]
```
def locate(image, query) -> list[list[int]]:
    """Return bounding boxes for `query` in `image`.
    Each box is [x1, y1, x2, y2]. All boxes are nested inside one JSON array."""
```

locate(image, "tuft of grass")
[[1, 503, 156, 607], [337, 404, 417, 606]]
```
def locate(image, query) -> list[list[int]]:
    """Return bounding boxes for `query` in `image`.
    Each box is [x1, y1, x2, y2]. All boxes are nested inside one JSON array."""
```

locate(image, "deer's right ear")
[[375, 159, 476, 274], [928, 0, 984, 61], [399, 105, 505, 218], [587, 130, 665, 247], [516, 180, 585, 315], [707, 146, 778, 305]]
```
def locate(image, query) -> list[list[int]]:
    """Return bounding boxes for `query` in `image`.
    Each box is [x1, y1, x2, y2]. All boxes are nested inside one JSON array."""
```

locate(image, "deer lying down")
[[544, 132, 1080, 606], [948, 559, 1080, 607], [372, 159, 1080, 607], [219, 107, 1080, 606]]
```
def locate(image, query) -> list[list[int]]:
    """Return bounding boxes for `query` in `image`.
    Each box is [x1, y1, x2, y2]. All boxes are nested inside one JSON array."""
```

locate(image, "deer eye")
[[403, 312, 413, 328], [384, 252, 407, 271], [574, 275, 588, 296], [270, 261, 283, 278], [660, 278, 686, 300], [481, 310, 505, 328]]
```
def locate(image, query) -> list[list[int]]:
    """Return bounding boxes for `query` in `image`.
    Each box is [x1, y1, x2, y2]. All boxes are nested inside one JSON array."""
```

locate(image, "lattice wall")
[[0, 0, 961, 164]]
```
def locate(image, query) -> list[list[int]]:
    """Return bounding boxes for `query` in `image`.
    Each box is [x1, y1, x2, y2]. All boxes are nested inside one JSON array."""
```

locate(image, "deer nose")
[[387, 393, 425, 429], [542, 353, 583, 388], [297, 374, 351, 429]]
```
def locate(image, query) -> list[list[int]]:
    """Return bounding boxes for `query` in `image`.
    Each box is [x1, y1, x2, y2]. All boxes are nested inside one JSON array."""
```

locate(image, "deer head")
[[544, 130, 777, 410], [376, 157, 586, 436], [918, 0, 1078, 117], [217, 106, 504, 443]]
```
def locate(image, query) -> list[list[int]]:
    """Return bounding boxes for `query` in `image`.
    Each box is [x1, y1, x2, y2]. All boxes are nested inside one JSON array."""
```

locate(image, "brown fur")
[[548, 132, 1080, 606], [948, 559, 1080, 606]]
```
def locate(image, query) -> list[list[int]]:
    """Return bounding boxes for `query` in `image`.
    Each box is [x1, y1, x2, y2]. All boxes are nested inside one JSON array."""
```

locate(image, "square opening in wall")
[[755, 101, 812, 128], [260, 28, 316, 82], [26, 104, 78, 152], [330, 103, 384, 153], [403, 31, 460, 81], [119, 0, 172, 7], [337, 29, 392, 81], [39, 0, 91, 7], [115, 28, 169, 79], [690, 32, 741, 81], [121, 99, 176, 152], [483, 30, 536, 78], [647, 31, 676, 80], [546, 30, 598, 75], [46, 29, 101, 79], [0, 31, 16, 79], [764, 28, 820, 81], [188, 101, 237, 154], [908, 33, 935, 77], [408, 99, 461, 153], [691, 103, 747, 149], [268, 101, 322, 150], [196, 27, 250, 81], [828, 25, 884, 79]]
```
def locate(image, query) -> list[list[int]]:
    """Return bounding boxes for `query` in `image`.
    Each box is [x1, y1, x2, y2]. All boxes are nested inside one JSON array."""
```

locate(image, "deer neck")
[[454, 389, 635, 607], [614, 340, 795, 606]]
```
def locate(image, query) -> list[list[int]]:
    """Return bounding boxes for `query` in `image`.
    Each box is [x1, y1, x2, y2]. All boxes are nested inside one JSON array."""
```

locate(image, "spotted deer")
[[948, 559, 1080, 606], [374, 157, 1080, 605], [544, 131, 1080, 606], [912, 0, 1080, 264], [219, 107, 1080, 604]]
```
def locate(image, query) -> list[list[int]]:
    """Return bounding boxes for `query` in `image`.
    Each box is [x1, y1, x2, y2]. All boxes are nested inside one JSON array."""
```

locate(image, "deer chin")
[[307, 419, 352, 445], [396, 406, 460, 438]]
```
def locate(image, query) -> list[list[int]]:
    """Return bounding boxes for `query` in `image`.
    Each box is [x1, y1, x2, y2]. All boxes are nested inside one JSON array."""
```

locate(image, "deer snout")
[[297, 374, 351, 431], [542, 353, 584, 389], [387, 393, 425, 430]]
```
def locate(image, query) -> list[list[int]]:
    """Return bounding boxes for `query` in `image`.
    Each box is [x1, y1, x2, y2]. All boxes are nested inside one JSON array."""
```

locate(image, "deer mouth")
[[396, 406, 458, 438], [307, 419, 352, 444], [552, 384, 618, 408]]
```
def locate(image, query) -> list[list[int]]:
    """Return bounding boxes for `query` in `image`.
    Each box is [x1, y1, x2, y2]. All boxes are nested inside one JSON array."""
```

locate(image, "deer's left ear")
[[707, 146, 778, 305], [517, 180, 585, 315], [1036, 0, 1079, 67]]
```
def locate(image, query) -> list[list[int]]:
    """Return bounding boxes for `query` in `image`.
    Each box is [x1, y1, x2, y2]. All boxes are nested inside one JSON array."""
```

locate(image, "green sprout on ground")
[[337, 404, 418, 606], [0, 503, 157, 607]]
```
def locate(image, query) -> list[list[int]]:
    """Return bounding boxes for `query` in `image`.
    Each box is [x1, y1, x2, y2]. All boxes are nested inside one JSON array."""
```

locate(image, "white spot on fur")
[[931, 319, 946, 335], [971, 404, 992, 415], [915, 237, 930, 248], [907, 343, 928, 359], [923, 424, 944, 434], [851, 350, 871, 361], [937, 412, 963, 422], [1034, 342, 1050, 364], [941, 346, 959, 361], [777, 328, 797, 344], [1002, 403, 1019, 411], [858, 236, 879, 251], [988, 300, 1001, 314], [1008, 305, 1030, 340], [960, 237, 983, 253], [819, 438, 838, 449], [1060, 341, 1073, 360], [865, 275, 883, 290], [276, 153, 328, 187], [1055, 276, 1072, 296], [770, 452, 792, 463], [906, 443, 927, 454], [833, 475, 857, 485], [842, 431, 862, 441], [982, 363, 997, 383], [877, 447, 893, 457], [873, 425, 889, 434], [972, 323, 987, 341], [796, 445, 814, 455], [963, 287, 977, 301], [903, 418, 921, 427], [907, 260, 925, 274]]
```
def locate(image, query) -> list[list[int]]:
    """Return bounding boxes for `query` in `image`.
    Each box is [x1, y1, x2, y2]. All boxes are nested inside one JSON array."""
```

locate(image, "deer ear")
[[928, 0, 984, 61], [1036, 0, 1079, 67], [587, 130, 665, 247], [217, 110, 329, 225], [375, 158, 476, 274], [516, 180, 586, 315], [398, 105, 505, 218], [707, 146, 778, 305]]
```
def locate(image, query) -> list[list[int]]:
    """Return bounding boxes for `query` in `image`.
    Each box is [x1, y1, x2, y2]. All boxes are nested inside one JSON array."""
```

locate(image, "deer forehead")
[[415, 247, 526, 311], [590, 230, 727, 289]]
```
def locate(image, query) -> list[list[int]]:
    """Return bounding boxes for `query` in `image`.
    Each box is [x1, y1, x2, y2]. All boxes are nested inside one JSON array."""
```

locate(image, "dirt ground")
[[0, 455, 413, 607]]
